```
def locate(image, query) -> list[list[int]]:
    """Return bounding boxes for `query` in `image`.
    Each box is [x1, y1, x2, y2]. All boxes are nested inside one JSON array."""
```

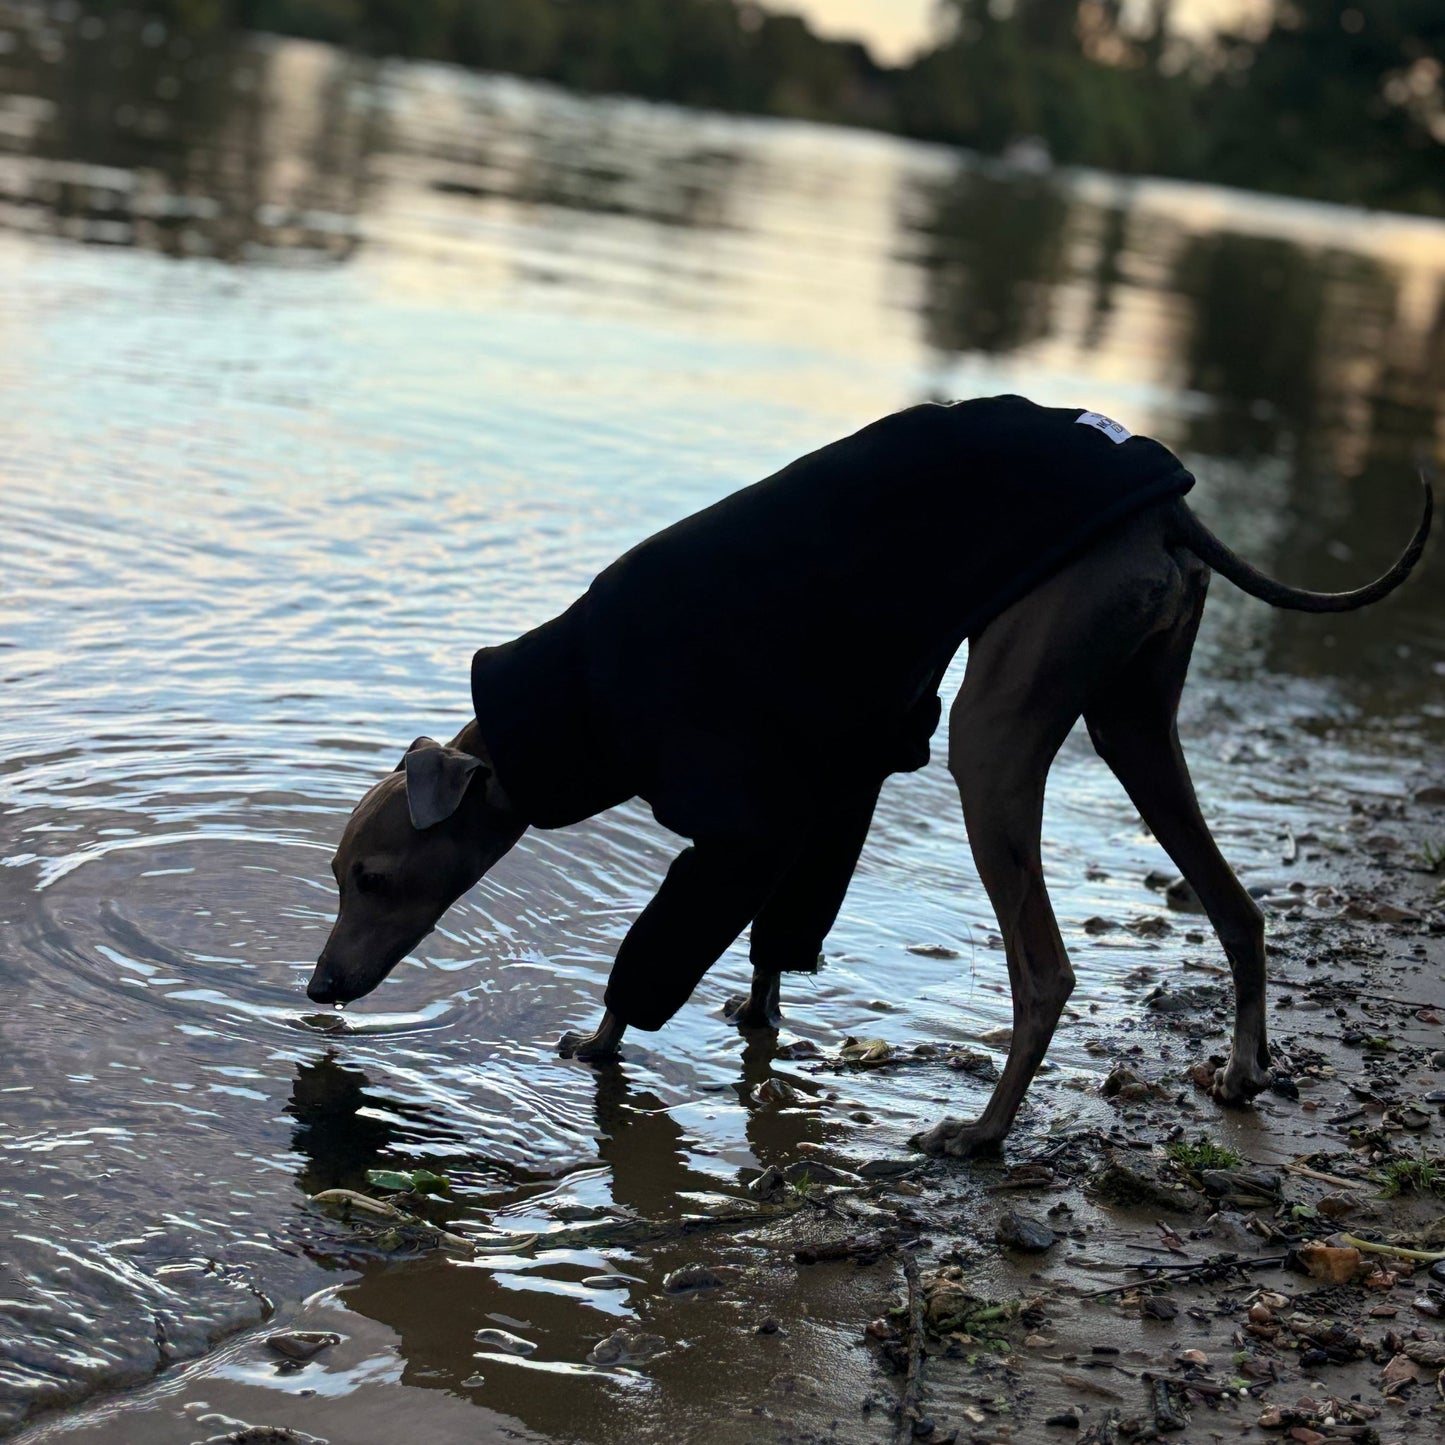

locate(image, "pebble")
[[662, 1264, 732, 1293], [474, 1327, 537, 1356], [995, 1209, 1056, 1253], [586, 1327, 666, 1365], [264, 1331, 341, 1362], [858, 1157, 916, 1179]]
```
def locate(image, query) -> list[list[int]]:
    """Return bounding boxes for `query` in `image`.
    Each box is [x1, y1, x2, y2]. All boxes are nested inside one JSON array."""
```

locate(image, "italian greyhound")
[[305, 398, 1431, 1157]]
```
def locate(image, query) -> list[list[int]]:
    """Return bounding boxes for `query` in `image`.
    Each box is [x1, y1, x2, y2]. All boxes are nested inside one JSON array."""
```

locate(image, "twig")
[[894, 1252, 926, 1445], [1281, 1162, 1367, 1191], [1077, 1255, 1287, 1299]]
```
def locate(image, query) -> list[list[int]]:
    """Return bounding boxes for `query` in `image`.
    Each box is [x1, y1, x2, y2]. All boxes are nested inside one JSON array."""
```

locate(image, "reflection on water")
[[1, 7, 1443, 1441]]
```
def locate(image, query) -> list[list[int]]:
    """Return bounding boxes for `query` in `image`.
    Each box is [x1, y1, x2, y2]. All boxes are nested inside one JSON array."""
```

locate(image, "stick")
[[1077, 1256, 1287, 1299], [1281, 1162, 1366, 1191], [1337, 1233, 1445, 1264], [894, 1252, 926, 1445]]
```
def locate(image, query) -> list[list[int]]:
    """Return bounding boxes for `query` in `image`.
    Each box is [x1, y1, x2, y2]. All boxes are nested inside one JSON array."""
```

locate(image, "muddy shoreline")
[[11, 736, 1443, 1445]]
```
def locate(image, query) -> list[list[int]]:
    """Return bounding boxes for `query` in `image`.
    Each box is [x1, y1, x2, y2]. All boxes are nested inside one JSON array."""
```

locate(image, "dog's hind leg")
[[910, 681, 1080, 1157], [729, 785, 881, 1030], [1084, 560, 1271, 1106], [913, 515, 1183, 1158]]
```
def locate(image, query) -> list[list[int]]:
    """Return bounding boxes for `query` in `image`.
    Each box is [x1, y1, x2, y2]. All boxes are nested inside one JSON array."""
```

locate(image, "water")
[[1, 11, 1443, 1442]]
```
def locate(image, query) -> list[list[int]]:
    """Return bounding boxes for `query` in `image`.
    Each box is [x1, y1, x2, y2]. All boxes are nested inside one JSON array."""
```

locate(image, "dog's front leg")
[[723, 970, 783, 1030], [562, 839, 787, 1055], [558, 1009, 627, 1062]]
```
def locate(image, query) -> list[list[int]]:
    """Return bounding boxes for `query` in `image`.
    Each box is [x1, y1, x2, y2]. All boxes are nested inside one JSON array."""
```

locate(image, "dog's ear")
[[401, 737, 488, 830]]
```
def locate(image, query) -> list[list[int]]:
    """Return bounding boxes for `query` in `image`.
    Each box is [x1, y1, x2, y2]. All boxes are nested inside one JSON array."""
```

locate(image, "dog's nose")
[[307, 958, 340, 1005]]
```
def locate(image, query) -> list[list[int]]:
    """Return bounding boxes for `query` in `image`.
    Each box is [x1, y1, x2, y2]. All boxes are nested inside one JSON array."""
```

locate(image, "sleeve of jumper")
[[602, 838, 790, 1030]]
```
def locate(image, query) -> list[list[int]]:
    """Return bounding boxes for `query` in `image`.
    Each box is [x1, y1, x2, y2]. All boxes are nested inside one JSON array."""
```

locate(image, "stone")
[[995, 1210, 1056, 1253], [264, 1331, 341, 1363], [474, 1327, 537, 1356]]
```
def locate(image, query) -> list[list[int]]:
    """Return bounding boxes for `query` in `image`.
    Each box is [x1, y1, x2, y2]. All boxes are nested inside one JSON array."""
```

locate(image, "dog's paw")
[[909, 1116, 1005, 1159], [1209, 1055, 1271, 1106], [722, 991, 783, 1031], [557, 1029, 623, 1063]]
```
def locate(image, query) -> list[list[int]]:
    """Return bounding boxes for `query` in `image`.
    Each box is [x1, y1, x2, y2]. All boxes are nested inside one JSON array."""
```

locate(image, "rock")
[[839, 1036, 893, 1065], [750, 1078, 800, 1107], [474, 1327, 537, 1356], [748, 1165, 789, 1200], [782, 1159, 859, 1187], [907, 943, 961, 959], [1147, 983, 1224, 1014], [756, 1317, 781, 1334], [945, 1049, 999, 1080], [1045, 1411, 1081, 1428], [580, 1274, 637, 1290], [1141, 1295, 1179, 1320], [1131, 914, 1174, 938], [1199, 1168, 1283, 1203], [1178, 1348, 1209, 1366], [194, 1430, 328, 1445], [263, 1331, 341, 1362], [1404, 1338, 1445, 1369], [1164, 877, 1206, 913], [1098, 1057, 1156, 1098], [774, 1038, 822, 1059], [586, 1328, 666, 1365], [921, 1273, 984, 1334], [662, 1264, 735, 1293], [1091, 1159, 1198, 1214], [550, 1202, 606, 1221], [1343, 898, 1422, 923], [1416, 785, 1445, 806], [995, 1210, 1056, 1253], [1083, 916, 1119, 935], [1295, 1242, 1363, 1284], [1382, 1352, 1422, 1386], [858, 1157, 917, 1179]]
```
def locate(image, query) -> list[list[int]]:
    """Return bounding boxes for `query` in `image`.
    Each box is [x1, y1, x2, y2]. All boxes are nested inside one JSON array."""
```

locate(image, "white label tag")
[[1076, 410, 1132, 444]]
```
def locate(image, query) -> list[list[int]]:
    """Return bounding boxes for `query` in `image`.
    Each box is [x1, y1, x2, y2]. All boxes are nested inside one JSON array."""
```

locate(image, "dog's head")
[[306, 735, 523, 1006]]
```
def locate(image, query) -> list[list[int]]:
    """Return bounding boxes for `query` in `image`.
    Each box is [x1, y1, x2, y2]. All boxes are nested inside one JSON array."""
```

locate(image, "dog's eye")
[[355, 870, 389, 896]]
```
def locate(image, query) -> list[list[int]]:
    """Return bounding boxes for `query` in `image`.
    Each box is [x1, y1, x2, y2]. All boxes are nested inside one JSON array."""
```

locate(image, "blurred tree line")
[[81, 0, 1445, 214]]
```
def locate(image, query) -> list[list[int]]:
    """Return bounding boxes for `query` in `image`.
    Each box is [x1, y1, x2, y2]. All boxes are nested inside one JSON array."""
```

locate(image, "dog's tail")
[[1173, 466, 1433, 613]]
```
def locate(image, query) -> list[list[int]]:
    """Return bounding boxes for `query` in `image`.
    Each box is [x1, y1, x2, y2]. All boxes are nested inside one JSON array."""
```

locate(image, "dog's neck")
[[449, 718, 516, 815]]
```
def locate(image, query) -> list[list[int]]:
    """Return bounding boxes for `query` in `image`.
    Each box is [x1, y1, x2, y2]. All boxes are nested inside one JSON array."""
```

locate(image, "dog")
[[306, 395, 1431, 1158]]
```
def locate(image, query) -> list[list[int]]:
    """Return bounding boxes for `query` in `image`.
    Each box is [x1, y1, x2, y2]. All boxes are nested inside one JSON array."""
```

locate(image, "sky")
[[777, 0, 1268, 64]]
